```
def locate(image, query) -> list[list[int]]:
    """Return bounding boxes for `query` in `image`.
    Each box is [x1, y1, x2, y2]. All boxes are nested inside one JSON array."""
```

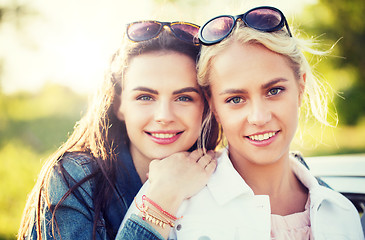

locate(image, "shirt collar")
[[115, 140, 143, 205], [207, 149, 350, 210], [290, 155, 351, 210], [207, 148, 254, 205]]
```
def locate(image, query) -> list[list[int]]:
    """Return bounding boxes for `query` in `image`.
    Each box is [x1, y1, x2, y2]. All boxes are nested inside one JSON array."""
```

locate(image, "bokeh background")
[[1, 0, 364, 239]]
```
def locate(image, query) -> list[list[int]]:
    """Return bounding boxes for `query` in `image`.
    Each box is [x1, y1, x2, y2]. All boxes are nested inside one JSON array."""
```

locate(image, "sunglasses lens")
[[171, 23, 200, 44], [127, 21, 161, 41], [200, 16, 234, 43], [245, 8, 282, 31]]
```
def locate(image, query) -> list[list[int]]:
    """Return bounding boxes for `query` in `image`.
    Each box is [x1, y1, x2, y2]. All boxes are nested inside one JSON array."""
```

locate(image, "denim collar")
[[115, 140, 143, 206]]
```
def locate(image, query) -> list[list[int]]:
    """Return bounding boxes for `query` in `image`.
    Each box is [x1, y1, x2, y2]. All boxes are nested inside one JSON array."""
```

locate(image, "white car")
[[305, 154, 365, 234]]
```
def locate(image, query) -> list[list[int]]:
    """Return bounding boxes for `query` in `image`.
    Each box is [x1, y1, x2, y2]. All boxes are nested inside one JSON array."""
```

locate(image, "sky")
[[0, 0, 317, 95]]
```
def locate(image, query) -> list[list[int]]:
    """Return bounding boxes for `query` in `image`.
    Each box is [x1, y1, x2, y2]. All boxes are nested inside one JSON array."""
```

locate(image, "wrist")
[[146, 184, 184, 215]]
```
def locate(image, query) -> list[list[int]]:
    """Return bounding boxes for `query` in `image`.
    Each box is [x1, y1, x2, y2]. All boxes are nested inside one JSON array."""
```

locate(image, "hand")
[[146, 149, 216, 214]]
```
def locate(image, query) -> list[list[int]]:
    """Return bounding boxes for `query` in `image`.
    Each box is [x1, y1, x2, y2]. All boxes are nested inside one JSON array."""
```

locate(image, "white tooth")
[[249, 132, 277, 141], [152, 133, 176, 138]]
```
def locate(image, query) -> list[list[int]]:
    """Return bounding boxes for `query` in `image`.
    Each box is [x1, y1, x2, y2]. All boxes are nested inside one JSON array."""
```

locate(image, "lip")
[[145, 130, 183, 145], [245, 130, 280, 147]]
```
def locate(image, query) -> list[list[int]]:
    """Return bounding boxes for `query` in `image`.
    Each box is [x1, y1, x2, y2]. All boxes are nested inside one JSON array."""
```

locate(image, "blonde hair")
[[197, 22, 335, 143]]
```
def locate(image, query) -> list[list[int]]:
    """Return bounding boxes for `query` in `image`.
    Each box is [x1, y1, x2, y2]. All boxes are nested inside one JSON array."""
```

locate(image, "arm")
[[29, 154, 105, 240], [27, 153, 164, 240], [118, 150, 216, 239]]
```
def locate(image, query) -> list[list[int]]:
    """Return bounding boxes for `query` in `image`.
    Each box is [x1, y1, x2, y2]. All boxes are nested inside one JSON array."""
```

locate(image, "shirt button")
[[176, 224, 182, 231]]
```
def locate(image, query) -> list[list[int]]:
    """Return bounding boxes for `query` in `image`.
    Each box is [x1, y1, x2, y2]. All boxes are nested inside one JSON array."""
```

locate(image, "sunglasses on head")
[[198, 6, 292, 46], [126, 20, 200, 45]]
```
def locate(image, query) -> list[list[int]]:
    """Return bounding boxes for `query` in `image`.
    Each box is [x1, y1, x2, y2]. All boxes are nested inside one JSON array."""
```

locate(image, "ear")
[[113, 94, 125, 121], [298, 73, 306, 107]]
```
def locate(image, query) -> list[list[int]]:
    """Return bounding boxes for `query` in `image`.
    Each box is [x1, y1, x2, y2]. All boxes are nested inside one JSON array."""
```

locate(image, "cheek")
[[190, 104, 205, 125], [211, 101, 237, 130]]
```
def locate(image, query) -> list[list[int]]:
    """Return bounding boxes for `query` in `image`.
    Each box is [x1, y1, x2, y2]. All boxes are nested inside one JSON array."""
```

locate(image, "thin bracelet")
[[142, 195, 182, 221], [135, 198, 174, 228]]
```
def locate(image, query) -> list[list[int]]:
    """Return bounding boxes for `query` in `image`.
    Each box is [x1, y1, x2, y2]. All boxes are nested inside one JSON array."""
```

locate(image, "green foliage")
[[0, 84, 87, 239], [301, 0, 365, 125], [336, 81, 365, 125], [0, 83, 88, 153], [0, 142, 45, 240]]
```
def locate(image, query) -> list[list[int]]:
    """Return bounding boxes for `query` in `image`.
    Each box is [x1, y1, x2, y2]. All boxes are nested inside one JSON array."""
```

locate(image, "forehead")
[[124, 51, 199, 89], [210, 42, 296, 89]]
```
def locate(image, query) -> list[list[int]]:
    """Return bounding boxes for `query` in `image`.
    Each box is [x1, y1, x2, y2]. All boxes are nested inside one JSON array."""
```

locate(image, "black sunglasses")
[[199, 6, 292, 46], [126, 20, 200, 45]]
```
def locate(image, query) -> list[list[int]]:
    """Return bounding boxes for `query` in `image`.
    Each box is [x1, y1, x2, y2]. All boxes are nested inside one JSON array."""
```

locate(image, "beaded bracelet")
[[135, 198, 174, 228]]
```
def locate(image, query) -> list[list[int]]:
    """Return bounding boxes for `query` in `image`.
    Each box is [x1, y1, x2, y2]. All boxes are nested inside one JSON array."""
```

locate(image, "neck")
[[229, 151, 308, 215], [130, 147, 150, 184], [232, 154, 292, 196]]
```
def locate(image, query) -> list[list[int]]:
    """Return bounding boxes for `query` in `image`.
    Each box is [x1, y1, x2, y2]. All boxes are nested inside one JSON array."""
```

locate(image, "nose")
[[154, 100, 174, 124], [247, 99, 271, 126]]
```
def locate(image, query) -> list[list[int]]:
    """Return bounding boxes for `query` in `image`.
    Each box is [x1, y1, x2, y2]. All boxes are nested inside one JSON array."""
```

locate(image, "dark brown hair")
[[18, 30, 219, 239]]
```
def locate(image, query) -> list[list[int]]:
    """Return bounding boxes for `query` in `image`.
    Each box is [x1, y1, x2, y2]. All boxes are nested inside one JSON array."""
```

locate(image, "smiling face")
[[115, 51, 204, 164], [209, 42, 305, 167]]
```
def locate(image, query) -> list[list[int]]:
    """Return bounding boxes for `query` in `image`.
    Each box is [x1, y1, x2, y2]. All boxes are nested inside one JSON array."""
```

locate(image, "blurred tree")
[[302, 0, 365, 125]]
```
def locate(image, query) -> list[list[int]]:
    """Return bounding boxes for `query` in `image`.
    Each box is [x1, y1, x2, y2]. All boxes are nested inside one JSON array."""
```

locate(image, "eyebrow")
[[173, 87, 201, 95], [219, 88, 248, 95], [261, 78, 288, 89], [132, 87, 200, 95], [219, 78, 288, 95], [132, 87, 158, 95]]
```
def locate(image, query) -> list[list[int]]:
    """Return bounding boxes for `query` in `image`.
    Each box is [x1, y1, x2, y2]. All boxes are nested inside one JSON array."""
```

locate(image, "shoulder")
[[47, 152, 98, 205], [55, 152, 97, 179], [311, 186, 364, 238], [312, 186, 361, 225], [315, 186, 358, 212]]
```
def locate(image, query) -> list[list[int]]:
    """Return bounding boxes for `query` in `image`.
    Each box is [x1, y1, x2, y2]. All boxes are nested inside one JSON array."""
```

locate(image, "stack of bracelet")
[[135, 195, 182, 229]]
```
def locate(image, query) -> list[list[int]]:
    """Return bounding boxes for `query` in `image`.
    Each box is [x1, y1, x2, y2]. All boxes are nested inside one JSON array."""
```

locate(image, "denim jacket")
[[26, 141, 164, 240]]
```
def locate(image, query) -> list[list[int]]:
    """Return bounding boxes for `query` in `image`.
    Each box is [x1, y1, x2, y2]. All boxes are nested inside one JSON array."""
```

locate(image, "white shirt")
[[124, 149, 364, 240]]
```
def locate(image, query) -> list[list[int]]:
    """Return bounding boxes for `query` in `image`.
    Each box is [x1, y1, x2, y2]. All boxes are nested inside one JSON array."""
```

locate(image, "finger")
[[197, 153, 213, 168], [206, 150, 216, 158], [188, 149, 204, 162], [205, 158, 217, 174]]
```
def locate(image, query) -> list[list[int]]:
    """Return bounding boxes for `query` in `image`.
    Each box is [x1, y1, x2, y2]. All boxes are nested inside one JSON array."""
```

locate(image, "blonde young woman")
[[128, 6, 364, 239], [17, 21, 219, 240]]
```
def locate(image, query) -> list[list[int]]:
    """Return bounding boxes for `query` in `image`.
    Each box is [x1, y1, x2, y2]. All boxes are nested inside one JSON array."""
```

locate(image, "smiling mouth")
[[147, 132, 183, 139], [247, 131, 279, 141]]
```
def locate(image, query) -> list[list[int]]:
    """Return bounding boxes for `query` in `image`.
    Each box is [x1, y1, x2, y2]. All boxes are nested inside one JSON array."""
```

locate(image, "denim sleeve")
[[26, 154, 164, 240], [32, 154, 108, 240], [116, 214, 165, 240]]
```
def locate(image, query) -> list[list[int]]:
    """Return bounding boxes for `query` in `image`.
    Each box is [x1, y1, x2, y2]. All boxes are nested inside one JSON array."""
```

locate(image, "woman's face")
[[115, 51, 204, 163], [209, 42, 305, 166]]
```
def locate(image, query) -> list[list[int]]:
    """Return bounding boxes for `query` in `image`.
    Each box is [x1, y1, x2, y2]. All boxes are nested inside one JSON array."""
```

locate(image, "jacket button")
[[176, 224, 182, 231]]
